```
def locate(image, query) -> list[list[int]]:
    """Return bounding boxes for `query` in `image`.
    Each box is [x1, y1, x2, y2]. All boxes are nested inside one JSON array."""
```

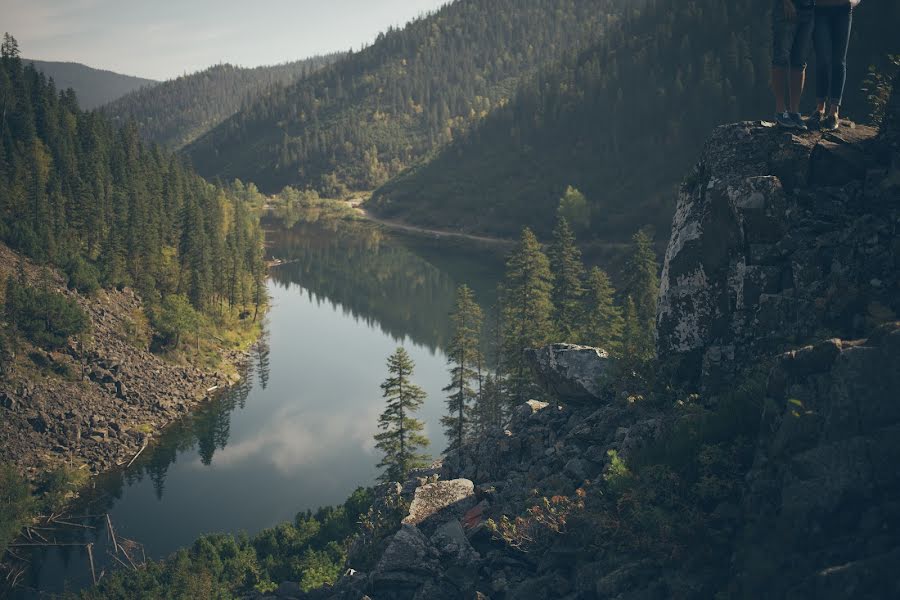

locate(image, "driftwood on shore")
[[2, 513, 146, 592]]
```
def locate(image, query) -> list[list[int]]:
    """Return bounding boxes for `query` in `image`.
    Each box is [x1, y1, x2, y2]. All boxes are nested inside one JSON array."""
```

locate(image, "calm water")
[[17, 218, 503, 597]]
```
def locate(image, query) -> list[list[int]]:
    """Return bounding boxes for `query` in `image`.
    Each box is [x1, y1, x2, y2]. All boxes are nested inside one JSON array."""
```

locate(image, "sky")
[[1, 0, 450, 81]]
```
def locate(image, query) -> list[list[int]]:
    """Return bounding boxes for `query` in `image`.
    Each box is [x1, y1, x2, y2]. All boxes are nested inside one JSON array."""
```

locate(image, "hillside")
[[370, 0, 900, 240], [0, 240, 245, 479], [103, 56, 342, 150], [1, 41, 265, 331], [184, 0, 629, 194], [78, 83, 900, 597], [24, 59, 157, 110]]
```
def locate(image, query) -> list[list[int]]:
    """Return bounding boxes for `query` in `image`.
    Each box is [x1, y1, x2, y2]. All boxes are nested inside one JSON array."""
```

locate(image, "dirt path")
[[348, 199, 515, 247]]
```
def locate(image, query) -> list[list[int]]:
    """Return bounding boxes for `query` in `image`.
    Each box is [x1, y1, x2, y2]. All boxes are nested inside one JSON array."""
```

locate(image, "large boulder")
[[525, 344, 613, 402], [656, 121, 896, 390], [370, 524, 441, 597], [402, 479, 476, 530]]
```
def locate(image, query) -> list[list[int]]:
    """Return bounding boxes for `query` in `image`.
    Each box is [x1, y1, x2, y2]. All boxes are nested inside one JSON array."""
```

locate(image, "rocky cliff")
[[656, 118, 897, 390], [0, 243, 247, 479], [261, 83, 899, 600]]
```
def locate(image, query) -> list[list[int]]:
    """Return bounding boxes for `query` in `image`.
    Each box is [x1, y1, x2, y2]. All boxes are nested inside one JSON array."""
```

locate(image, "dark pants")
[[814, 5, 853, 106]]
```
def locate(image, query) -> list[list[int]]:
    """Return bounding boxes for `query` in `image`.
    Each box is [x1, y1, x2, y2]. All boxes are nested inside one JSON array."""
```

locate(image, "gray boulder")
[[402, 479, 476, 529], [524, 344, 613, 402]]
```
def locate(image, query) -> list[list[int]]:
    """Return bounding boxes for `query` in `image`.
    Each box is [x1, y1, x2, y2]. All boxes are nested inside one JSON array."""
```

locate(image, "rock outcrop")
[[656, 120, 897, 390], [737, 323, 900, 599]]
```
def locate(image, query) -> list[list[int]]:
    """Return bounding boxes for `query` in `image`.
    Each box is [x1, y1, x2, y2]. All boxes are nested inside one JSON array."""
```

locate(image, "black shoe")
[[807, 111, 825, 129], [822, 113, 840, 131], [790, 113, 808, 131], [775, 112, 796, 128]]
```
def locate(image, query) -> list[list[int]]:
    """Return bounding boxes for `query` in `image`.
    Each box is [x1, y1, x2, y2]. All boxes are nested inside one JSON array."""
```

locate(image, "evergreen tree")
[[1, 33, 20, 60], [374, 347, 430, 483], [582, 267, 624, 354], [548, 216, 585, 342], [473, 374, 504, 435], [441, 285, 483, 465], [501, 228, 553, 407], [0, 38, 264, 329], [624, 229, 659, 359]]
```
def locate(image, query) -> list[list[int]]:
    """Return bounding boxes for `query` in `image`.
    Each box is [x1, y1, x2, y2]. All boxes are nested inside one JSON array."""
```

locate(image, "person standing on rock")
[[772, 0, 815, 130], [809, 0, 861, 131]]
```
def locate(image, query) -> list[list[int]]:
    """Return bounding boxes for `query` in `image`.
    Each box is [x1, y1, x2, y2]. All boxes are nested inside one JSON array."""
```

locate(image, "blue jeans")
[[814, 5, 853, 106], [772, 2, 814, 69]]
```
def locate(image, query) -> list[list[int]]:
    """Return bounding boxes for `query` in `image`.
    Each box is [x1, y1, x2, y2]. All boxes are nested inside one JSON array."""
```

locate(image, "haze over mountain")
[[103, 55, 343, 150], [23, 58, 157, 109], [184, 0, 624, 195]]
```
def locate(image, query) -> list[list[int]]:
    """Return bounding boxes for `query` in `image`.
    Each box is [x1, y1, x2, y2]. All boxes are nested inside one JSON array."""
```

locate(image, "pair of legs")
[[813, 5, 853, 119], [773, 66, 806, 114], [772, 1, 814, 116]]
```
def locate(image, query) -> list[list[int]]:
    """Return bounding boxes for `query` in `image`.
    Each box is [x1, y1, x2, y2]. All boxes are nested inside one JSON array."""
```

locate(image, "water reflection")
[[267, 219, 457, 353], [14, 216, 504, 598]]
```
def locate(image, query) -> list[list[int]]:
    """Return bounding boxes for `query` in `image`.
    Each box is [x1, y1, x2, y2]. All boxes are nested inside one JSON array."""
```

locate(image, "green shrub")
[[63, 256, 101, 294], [4, 276, 89, 350], [150, 294, 201, 349], [0, 465, 33, 555]]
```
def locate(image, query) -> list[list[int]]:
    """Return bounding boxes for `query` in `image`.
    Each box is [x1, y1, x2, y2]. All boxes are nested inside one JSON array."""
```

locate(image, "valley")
[[1, 1, 898, 598]]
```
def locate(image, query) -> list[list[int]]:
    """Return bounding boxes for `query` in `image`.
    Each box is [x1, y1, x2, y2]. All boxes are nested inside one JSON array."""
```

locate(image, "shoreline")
[[0, 242, 267, 484]]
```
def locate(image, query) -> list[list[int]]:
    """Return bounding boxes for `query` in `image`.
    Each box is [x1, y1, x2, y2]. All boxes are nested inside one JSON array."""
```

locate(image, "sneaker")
[[822, 113, 840, 131], [790, 112, 808, 131], [775, 112, 796, 128], [808, 110, 825, 129]]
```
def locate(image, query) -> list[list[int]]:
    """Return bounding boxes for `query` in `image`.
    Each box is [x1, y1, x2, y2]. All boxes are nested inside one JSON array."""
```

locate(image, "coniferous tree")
[[473, 374, 504, 435], [501, 228, 553, 408], [374, 347, 430, 483], [624, 229, 659, 359], [441, 285, 483, 464], [582, 267, 623, 354], [548, 216, 585, 342], [0, 35, 265, 331]]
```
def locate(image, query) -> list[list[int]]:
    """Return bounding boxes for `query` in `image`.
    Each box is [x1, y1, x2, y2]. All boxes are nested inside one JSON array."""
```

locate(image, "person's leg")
[[813, 8, 831, 115], [773, 66, 789, 113], [828, 5, 853, 117], [789, 10, 814, 114], [772, 0, 793, 115], [789, 68, 806, 113]]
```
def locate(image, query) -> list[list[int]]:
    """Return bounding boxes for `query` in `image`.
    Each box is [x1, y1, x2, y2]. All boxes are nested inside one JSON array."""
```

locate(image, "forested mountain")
[[0, 38, 264, 318], [370, 0, 900, 240], [184, 0, 628, 194], [24, 59, 157, 110], [103, 55, 343, 150]]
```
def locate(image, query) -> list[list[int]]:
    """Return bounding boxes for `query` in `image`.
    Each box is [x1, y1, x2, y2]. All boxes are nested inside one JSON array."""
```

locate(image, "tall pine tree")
[[582, 267, 623, 354], [441, 285, 483, 467], [624, 229, 659, 360], [374, 347, 430, 483], [501, 228, 553, 408], [548, 216, 585, 342]]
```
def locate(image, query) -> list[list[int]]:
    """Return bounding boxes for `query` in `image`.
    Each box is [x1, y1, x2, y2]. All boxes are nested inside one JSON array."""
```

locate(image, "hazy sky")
[[2, 0, 449, 80]]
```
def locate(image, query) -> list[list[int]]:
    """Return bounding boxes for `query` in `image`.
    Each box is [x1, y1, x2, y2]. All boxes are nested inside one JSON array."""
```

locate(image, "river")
[[15, 216, 504, 597]]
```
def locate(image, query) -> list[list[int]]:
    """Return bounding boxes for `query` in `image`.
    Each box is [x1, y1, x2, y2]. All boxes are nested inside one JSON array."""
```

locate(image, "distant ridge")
[[102, 55, 342, 150], [24, 59, 157, 110]]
